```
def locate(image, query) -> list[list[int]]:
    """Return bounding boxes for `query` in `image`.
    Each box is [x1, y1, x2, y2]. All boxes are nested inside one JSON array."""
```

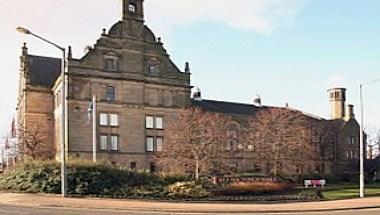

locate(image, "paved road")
[[1, 204, 380, 215]]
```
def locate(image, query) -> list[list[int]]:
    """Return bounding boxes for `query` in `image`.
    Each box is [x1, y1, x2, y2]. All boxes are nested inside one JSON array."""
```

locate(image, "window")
[[148, 65, 159, 73], [247, 144, 254, 151], [104, 57, 117, 71], [100, 113, 108, 126], [146, 116, 154, 129], [100, 134, 119, 151], [110, 114, 119, 127], [100, 113, 119, 127], [130, 162, 137, 170], [156, 137, 163, 152], [149, 162, 156, 173], [155, 117, 163, 129], [100, 135, 108, 151], [335, 92, 340, 99], [146, 137, 154, 152], [129, 3, 136, 13], [348, 136, 356, 145], [110, 135, 119, 151], [106, 86, 115, 101]]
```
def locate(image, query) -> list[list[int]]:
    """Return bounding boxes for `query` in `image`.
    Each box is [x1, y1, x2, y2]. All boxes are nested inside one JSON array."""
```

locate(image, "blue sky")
[[0, 0, 380, 138]]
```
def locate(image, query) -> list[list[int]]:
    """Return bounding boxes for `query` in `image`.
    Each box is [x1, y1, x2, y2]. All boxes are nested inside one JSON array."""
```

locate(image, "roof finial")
[[22, 42, 28, 56], [68, 46, 73, 59], [254, 94, 262, 107], [185, 62, 190, 73]]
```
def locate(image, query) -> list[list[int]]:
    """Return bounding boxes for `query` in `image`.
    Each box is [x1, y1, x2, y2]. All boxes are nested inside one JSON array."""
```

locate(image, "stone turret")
[[328, 88, 346, 120]]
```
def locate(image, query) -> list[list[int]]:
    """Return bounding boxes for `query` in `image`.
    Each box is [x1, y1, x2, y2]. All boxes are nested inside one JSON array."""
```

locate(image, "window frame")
[[155, 116, 163, 129], [145, 116, 154, 129], [106, 86, 116, 102], [100, 134, 108, 151], [110, 135, 119, 151], [99, 113, 109, 126], [104, 56, 118, 71], [109, 113, 119, 127], [146, 136, 154, 152]]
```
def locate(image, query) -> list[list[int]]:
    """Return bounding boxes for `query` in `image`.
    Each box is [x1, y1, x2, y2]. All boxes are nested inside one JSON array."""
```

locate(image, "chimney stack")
[[346, 104, 355, 120]]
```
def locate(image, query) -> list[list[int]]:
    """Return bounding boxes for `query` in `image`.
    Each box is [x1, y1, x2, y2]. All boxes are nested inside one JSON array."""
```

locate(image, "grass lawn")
[[322, 183, 380, 200]]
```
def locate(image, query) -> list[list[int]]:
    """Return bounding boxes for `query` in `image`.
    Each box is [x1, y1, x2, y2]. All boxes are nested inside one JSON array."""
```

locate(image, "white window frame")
[[146, 137, 154, 152], [155, 116, 163, 129], [109, 114, 119, 127], [146, 116, 154, 129], [100, 113, 108, 126], [100, 135, 108, 151], [110, 135, 119, 151]]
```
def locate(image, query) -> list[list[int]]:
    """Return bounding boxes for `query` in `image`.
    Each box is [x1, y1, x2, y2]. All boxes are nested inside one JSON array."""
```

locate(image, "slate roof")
[[28, 55, 61, 88], [191, 99, 262, 115]]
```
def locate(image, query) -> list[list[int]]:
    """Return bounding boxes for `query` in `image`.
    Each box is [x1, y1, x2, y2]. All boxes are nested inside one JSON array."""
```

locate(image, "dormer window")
[[104, 56, 118, 71], [129, 3, 136, 13]]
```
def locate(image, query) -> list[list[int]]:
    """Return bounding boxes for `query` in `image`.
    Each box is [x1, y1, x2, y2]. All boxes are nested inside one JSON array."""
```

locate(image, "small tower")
[[122, 0, 144, 21], [328, 88, 346, 119]]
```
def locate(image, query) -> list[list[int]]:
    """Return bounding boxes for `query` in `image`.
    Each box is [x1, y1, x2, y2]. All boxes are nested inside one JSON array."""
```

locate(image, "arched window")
[[129, 3, 136, 13]]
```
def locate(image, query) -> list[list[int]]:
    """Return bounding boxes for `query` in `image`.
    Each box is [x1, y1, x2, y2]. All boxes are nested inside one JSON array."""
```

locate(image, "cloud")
[[145, 0, 306, 34]]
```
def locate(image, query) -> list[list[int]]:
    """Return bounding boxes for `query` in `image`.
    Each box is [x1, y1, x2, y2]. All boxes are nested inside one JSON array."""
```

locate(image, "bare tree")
[[157, 107, 230, 180], [17, 123, 54, 160], [245, 108, 317, 178]]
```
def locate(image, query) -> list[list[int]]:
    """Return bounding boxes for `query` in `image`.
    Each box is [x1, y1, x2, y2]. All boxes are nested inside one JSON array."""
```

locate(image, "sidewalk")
[[0, 192, 380, 213]]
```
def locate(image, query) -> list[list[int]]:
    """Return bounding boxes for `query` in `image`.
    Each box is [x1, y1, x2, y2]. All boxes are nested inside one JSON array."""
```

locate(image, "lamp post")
[[16, 27, 68, 197], [359, 78, 380, 198]]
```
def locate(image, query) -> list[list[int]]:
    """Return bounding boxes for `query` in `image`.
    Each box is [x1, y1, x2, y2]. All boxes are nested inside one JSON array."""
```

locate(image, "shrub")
[[0, 159, 187, 198], [216, 181, 294, 196], [167, 181, 210, 199]]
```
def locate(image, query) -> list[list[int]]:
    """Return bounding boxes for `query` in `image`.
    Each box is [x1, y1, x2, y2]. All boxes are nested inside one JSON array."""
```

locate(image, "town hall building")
[[16, 0, 362, 178]]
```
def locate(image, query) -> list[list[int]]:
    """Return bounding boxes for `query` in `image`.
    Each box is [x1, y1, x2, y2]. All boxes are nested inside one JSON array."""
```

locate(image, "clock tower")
[[122, 0, 144, 22]]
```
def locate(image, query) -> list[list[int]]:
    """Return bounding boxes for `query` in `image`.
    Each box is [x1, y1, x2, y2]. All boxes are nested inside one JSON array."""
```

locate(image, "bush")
[[216, 181, 294, 196], [0, 160, 187, 198], [167, 181, 210, 199]]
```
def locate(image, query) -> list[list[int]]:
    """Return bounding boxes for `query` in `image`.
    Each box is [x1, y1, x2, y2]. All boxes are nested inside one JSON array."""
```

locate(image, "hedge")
[[0, 160, 187, 198]]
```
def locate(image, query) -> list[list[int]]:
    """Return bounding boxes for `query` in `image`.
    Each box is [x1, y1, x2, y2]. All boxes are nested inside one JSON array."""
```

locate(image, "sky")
[[0, 0, 380, 139]]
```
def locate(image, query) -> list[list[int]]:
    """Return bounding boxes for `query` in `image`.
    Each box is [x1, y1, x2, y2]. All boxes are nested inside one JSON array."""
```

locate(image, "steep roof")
[[28, 55, 61, 88], [191, 99, 262, 115]]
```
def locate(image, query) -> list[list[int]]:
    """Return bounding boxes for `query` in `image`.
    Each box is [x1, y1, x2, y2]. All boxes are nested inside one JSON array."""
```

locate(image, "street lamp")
[[359, 78, 380, 198], [17, 26, 68, 197]]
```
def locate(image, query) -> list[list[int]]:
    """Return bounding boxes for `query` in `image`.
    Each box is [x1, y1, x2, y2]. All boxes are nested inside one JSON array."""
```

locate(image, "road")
[[0, 204, 380, 215]]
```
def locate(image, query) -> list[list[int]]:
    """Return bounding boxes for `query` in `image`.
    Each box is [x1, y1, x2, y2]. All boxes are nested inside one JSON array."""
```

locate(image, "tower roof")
[[27, 55, 61, 88]]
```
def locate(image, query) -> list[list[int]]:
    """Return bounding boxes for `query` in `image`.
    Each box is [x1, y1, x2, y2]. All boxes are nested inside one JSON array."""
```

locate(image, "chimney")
[[346, 104, 355, 120], [327, 88, 346, 120]]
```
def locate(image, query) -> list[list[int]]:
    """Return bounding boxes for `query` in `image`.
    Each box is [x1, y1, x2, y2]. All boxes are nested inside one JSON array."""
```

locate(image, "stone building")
[[16, 0, 362, 177]]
